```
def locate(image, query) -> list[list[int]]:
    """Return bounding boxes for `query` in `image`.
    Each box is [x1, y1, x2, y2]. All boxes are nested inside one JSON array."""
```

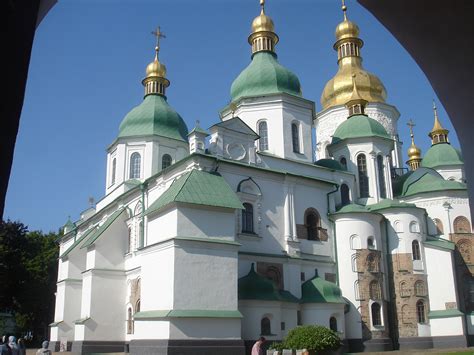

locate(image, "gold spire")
[[248, 0, 279, 55], [320, 0, 387, 110], [142, 26, 170, 97], [345, 74, 368, 117], [428, 100, 449, 145], [406, 119, 422, 171]]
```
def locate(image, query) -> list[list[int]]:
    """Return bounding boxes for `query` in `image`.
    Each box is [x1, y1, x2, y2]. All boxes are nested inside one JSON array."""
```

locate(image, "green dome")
[[301, 275, 345, 304], [119, 95, 188, 142], [399, 167, 466, 197], [230, 52, 302, 102], [315, 158, 346, 171], [331, 114, 390, 144], [421, 143, 463, 168]]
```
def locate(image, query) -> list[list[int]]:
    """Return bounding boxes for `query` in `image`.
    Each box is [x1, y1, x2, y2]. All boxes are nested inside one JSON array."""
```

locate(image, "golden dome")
[[335, 19, 360, 41], [145, 48, 167, 78], [407, 141, 422, 159], [251, 10, 275, 33]]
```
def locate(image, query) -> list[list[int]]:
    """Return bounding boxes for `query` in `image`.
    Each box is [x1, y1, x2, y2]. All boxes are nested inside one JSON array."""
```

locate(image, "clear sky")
[[4, 0, 460, 232]]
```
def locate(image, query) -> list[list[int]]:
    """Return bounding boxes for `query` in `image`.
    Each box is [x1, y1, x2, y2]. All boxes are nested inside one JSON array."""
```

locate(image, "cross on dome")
[[151, 26, 166, 59]]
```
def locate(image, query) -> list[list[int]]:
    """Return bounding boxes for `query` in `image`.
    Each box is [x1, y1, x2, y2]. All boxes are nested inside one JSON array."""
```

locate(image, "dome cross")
[[151, 26, 166, 59]]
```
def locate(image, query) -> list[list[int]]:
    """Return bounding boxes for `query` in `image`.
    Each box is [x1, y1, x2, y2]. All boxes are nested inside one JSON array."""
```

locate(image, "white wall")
[[430, 317, 464, 336], [425, 247, 457, 310]]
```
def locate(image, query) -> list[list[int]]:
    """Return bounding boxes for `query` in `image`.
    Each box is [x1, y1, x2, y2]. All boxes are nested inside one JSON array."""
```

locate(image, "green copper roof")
[[145, 169, 244, 216], [331, 114, 390, 144], [63, 218, 76, 234], [368, 199, 418, 211], [81, 208, 127, 248], [230, 52, 302, 102], [424, 236, 455, 251], [188, 124, 209, 136], [421, 143, 463, 168], [301, 275, 346, 304], [314, 158, 346, 171], [238, 264, 299, 303], [60, 227, 96, 258], [399, 167, 466, 197], [333, 203, 370, 214], [119, 95, 188, 142]]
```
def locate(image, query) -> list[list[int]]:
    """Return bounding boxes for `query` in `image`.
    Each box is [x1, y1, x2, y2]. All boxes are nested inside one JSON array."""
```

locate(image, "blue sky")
[[5, 0, 459, 232]]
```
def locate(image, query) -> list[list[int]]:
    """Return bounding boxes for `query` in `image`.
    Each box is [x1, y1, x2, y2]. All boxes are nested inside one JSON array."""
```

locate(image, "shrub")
[[283, 325, 341, 351], [269, 341, 286, 351]]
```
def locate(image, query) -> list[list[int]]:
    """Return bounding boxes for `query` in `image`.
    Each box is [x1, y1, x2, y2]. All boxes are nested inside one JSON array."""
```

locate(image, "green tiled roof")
[[80, 208, 127, 248], [63, 218, 76, 234], [368, 199, 418, 211], [301, 275, 346, 304], [118, 95, 188, 142], [314, 158, 346, 171], [400, 167, 466, 197], [231, 52, 302, 102], [60, 227, 97, 258], [238, 264, 299, 303], [188, 124, 209, 136], [422, 143, 463, 168], [424, 236, 455, 251], [331, 114, 390, 144], [332, 203, 370, 214], [145, 170, 243, 216], [428, 309, 463, 319]]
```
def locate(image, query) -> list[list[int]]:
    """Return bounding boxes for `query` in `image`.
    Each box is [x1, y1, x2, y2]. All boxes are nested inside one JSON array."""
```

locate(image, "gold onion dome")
[[251, 8, 275, 33], [248, 0, 279, 52], [321, 1, 387, 110], [407, 139, 422, 160], [406, 119, 422, 171], [145, 47, 167, 78]]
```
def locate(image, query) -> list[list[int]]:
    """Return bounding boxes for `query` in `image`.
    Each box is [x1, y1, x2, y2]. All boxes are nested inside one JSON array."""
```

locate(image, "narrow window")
[[416, 300, 426, 323], [127, 307, 133, 334], [261, 317, 271, 335], [297, 311, 302, 326], [415, 281, 426, 296], [340, 157, 347, 170], [291, 123, 300, 153], [111, 158, 116, 185], [341, 184, 350, 206], [412, 240, 421, 260], [369, 280, 381, 299], [400, 281, 410, 297], [367, 253, 378, 272], [258, 121, 269, 151], [162, 154, 172, 170], [129, 152, 141, 179], [242, 203, 254, 233], [136, 299, 141, 313], [367, 237, 375, 249], [377, 155, 386, 198], [305, 209, 320, 241], [371, 303, 382, 326], [329, 317, 337, 332], [357, 154, 369, 198]]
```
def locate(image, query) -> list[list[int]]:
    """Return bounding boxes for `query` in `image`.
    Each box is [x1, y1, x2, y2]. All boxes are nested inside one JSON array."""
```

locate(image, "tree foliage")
[[0, 220, 59, 343], [271, 325, 341, 352]]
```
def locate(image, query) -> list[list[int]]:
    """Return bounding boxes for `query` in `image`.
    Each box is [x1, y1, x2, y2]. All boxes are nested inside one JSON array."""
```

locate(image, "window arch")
[[369, 280, 381, 299], [357, 154, 369, 198], [367, 236, 375, 250], [393, 220, 403, 233], [377, 155, 386, 198], [454, 216, 471, 233], [127, 307, 133, 334], [367, 253, 379, 272], [354, 280, 362, 300], [415, 280, 426, 296], [135, 299, 141, 313], [162, 154, 172, 170], [291, 123, 300, 153], [341, 183, 350, 206], [305, 208, 320, 241], [129, 152, 141, 179], [261, 317, 271, 335], [350, 235, 361, 250], [242, 203, 254, 233], [329, 317, 337, 332], [409, 221, 420, 233], [412, 240, 421, 260], [400, 281, 410, 297], [433, 218, 444, 235], [111, 158, 117, 185], [339, 157, 347, 170], [371, 303, 382, 326], [416, 300, 426, 323], [258, 121, 269, 151]]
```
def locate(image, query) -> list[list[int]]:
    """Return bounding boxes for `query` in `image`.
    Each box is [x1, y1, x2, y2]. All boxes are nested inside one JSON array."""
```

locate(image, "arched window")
[[351, 254, 359, 272], [367, 237, 375, 250], [367, 253, 378, 272], [305, 209, 320, 241], [369, 280, 381, 299], [393, 220, 403, 233], [242, 203, 254, 233], [354, 280, 362, 300], [291, 123, 300, 153], [357, 154, 369, 198], [350, 235, 361, 250], [129, 152, 141, 179], [400, 281, 410, 297], [433, 218, 444, 235], [339, 157, 347, 170], [415, 280, 426, 296], [258, 121, 269, 151], [111, 158, 116, 185], [329, 317, 337, 332], [265, 266, 282, 289], [341, 183, 350, 206], [371, 303, 382, 326], [377, 155, 386, 198], [261, 317, 271, 335], [127, 307, 133, 334], [454, 216, 471, 233], [416, 300, 426, 323], [412, 240, 421, 260], [457, 239, 471, 263], [162, 154, 172, 170], [136, 299, 141, 313], [409, 221, 420, 233]]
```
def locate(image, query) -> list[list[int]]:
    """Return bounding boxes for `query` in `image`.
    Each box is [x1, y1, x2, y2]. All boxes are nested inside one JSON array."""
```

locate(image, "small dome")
[[301, 275, 346, 304], [230, 52, 301, 102], [335, 19, 359, 41], [399, 167, 466, 197], [145, 58, 166, 78], [407, 142, 422, 160], [63, 218, 76, 234], [119, 95, 188, 142], [251, 11, 275, 33], [331, 114, 390, 144], [315, 158, 346, 171], [421, 143, 463, 168]]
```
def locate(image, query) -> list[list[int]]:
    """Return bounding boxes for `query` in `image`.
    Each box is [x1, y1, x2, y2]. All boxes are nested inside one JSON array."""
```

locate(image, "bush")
[[270, 341, 286, 351], [283, 325, 341, 351]]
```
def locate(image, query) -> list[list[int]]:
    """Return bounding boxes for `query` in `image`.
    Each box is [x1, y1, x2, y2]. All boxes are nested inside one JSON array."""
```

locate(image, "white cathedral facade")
[[50, 2, 474, 354]]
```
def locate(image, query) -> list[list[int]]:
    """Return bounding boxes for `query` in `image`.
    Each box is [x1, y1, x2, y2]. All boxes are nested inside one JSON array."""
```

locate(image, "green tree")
[[274, 325, 341, 352]]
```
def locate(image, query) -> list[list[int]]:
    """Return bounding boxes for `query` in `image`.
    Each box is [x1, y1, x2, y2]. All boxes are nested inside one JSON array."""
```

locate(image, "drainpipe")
[[384, 217, 399, 350], [327, 184, 339, 285]]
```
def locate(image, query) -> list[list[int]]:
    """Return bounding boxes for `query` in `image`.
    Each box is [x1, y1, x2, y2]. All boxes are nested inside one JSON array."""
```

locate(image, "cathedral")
[[50, 1, 473, 354]]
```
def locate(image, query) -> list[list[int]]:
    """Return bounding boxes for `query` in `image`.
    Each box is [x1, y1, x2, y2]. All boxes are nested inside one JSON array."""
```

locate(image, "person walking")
[[251, 337, 266, 355], [36, 341, 51, 355], [6, 337, 18, 355], [16, 339, 25, 355]]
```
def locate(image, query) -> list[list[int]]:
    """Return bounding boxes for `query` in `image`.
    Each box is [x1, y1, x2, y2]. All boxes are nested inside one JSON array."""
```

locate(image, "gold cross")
[[407, 119, 415, 137], [151, 26, 166, 56]]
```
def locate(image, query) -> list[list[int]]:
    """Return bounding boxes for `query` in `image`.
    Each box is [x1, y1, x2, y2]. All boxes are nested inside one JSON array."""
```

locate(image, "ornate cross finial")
[[151, 26, 166, 59], [407, 119, 415, 137], [341, 0, 348, 20]]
